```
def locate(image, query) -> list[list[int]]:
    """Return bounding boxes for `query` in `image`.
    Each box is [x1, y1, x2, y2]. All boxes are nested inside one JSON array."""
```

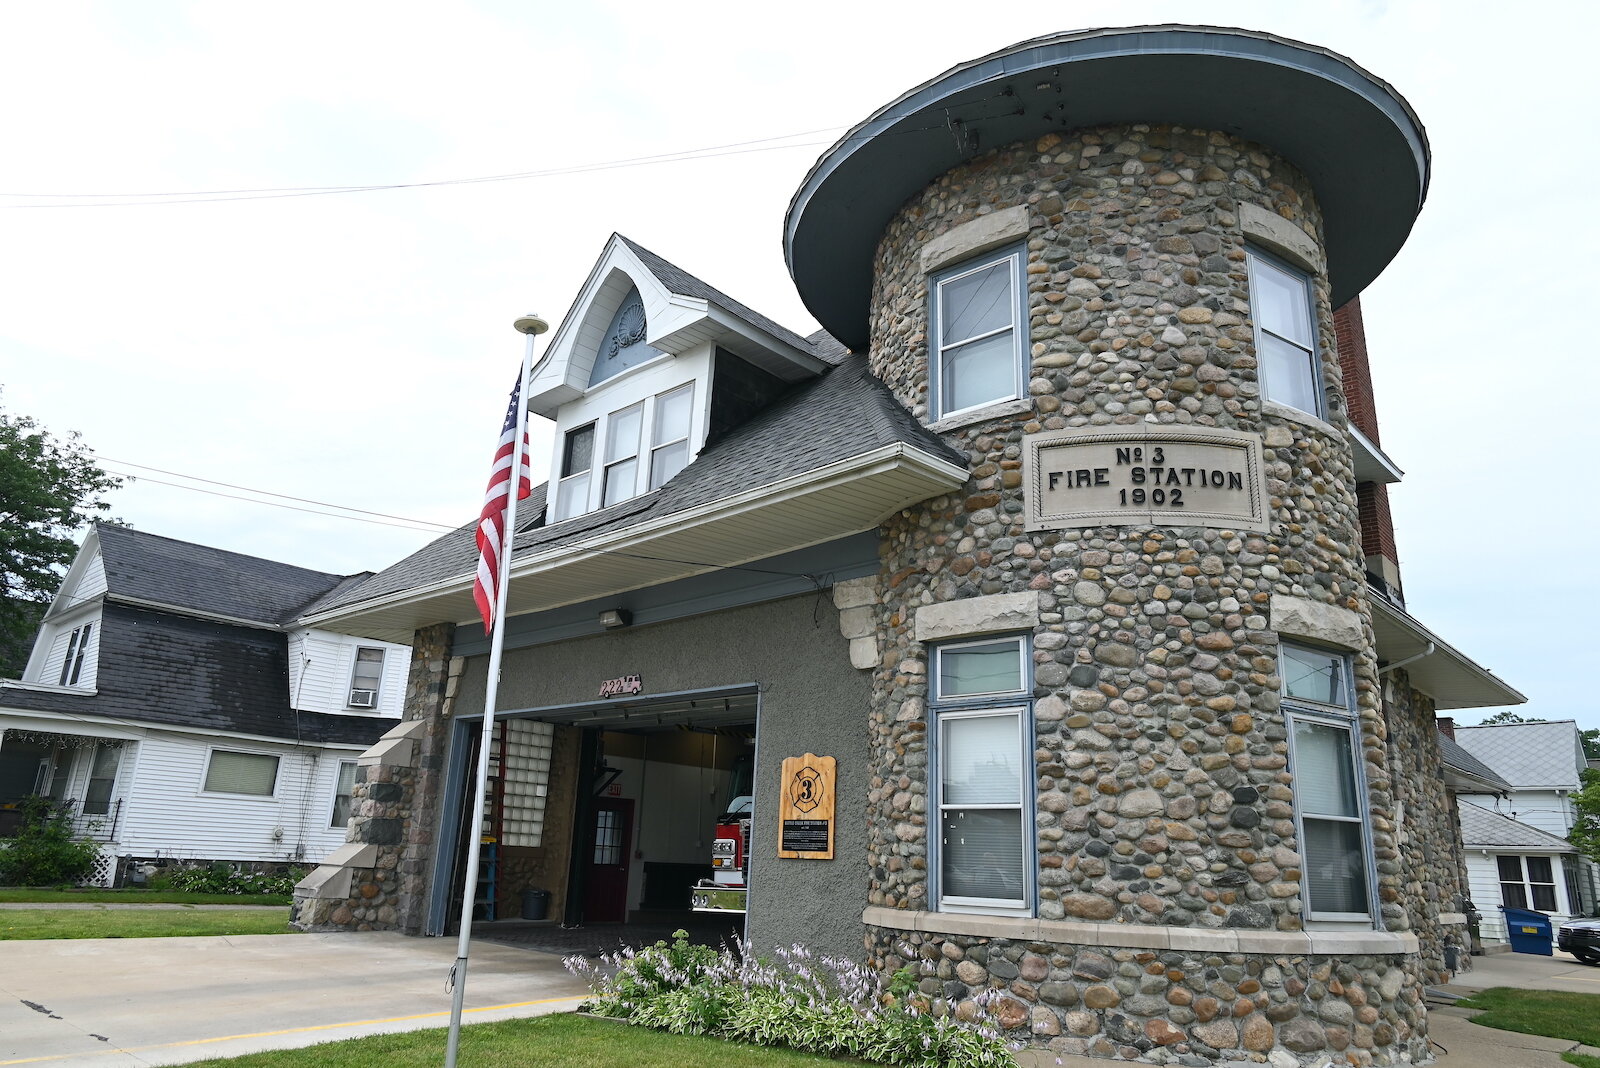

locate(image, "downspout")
[[1379, 642, 1435, 676]]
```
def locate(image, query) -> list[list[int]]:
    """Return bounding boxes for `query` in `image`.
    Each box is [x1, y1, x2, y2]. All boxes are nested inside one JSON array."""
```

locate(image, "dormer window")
[[649, 384, 693, 490], [602, 402, 644, 507], [58, 623, 94, 686], [588, 286, 662, 387], [554, 424, 595, 522]]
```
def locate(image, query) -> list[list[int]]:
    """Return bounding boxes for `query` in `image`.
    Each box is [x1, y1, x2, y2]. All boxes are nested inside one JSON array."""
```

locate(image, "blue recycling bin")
[[1502, 906, 1553, 955]]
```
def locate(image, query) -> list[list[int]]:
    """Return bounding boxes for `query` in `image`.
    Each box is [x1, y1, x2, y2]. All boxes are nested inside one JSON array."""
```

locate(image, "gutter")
[[1379, 641, 1434, 675]]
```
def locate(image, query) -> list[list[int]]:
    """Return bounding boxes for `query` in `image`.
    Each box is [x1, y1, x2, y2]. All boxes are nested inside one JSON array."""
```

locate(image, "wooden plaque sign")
[[778, 753, 835, 860]]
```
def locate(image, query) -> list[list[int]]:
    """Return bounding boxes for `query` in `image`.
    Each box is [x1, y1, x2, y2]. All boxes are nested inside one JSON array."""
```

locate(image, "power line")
[[96, 455, 456, 529]]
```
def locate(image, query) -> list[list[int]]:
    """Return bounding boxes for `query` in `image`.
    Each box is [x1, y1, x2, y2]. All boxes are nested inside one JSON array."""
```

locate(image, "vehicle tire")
[[1573, 949, 1600, 966]]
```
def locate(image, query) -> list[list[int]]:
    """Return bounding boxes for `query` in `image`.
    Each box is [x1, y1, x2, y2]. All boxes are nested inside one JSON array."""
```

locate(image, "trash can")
[[1501, 906, 1553, 955], [520, 888, 550, 921]]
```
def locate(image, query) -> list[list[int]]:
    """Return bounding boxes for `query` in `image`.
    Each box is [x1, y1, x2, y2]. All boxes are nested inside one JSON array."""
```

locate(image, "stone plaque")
[[1022, 426, 1268, 532], [777, 753, 835, 860]]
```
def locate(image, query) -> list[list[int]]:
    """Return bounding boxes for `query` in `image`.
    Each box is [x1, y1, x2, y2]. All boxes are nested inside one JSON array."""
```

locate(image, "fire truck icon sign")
[[790, 766, 824, 812]]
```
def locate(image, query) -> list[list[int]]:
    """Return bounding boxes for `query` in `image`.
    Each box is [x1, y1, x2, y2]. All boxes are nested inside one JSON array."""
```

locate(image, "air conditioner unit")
[[348, 689, 378, 708]]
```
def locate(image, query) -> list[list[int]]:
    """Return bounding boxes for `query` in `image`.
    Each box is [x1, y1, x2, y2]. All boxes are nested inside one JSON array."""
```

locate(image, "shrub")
[[161, 863, 302, 896], [0, 797, 101, 886], [565, 932, 1016, 1068]]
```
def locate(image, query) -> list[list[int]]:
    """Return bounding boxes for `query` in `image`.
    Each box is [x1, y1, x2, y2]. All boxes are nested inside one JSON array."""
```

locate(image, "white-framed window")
[[202, 749, 279, 797], [931, 247, 1026, 420], [1281, 642, 1374, 923], [330, 760, 358, 828], [59, 623, 94, 686], [1498, 855, 1560, 912], [931, 636, 1032, 914], [602, 401, 644, 507], [348, 647, 384, 708], [1247, 247, 1321, 417], [553, 423, 596, 522], [82, 742, 121, 815], [648, 384, 693, 491]]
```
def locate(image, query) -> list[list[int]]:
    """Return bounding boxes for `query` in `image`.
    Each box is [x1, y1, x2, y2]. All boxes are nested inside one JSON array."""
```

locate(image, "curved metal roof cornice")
[[784, 24, 1430, 350]]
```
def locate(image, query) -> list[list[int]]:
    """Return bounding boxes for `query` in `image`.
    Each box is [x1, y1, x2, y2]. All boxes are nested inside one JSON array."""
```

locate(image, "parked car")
[[1557, 918, 1600, 965]]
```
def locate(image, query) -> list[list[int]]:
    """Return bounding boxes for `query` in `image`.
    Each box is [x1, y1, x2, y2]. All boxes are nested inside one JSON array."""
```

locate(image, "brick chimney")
[[1437, 717, 1457, 740]]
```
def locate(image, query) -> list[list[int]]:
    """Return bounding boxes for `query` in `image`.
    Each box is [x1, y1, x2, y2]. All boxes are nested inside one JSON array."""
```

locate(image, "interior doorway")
[[586, 797, 634, 923]]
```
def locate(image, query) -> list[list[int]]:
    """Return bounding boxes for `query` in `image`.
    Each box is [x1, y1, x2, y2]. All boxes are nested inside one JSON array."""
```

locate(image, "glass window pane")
[[1259, 333, 1319, 415], [1293, 720, 1358, 817], [605, 404, 643, 464], [938, 640, 1023, 698], [653, 385, 692, 446], [602, 459, 637, 506], [1531, 882, 1558, 912], [331, 762, 357, 828], [1303, 817, 1368, 914], [204, 751, 278, 796], [941, 714, 1021, 805], [1501, 881, 1529, 910], [555, 472, 589, 520], [942, 808, 1024, 901], [1526, 856, 1553, 883], [650, 441, 688, 490], [1251, 255, 1312, 347], [352, 649, 383, 687], [941, 331, 1015, 414], [563, 425, 594, 476], [1282, 646, 1344, 706], [941, 259, 1014, 345], [1497, 855, 1523, 882]]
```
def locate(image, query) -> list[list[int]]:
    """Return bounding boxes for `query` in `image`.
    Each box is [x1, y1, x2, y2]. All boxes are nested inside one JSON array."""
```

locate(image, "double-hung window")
[[931, 636, 1032, 914], [1498, 855, 1560, 912], [59, 623, 94, 686], [649, 384, 693, 490], [1247, 248, 1321, 417], [602, 402, 644, 507], [83, 743, 121, 815], [330, 760, 358, 828], [931, 247, 1026, 420], [348, 647, 384, 708], [554, 424, 595, 522], [1282, 642, 1373, 922]]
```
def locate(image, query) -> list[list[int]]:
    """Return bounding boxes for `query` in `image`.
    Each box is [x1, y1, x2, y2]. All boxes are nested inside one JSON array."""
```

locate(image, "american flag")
[[473, 376, 533, 633]]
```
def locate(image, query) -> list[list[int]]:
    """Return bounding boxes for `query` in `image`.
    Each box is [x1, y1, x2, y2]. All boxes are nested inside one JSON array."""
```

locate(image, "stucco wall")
[[454, 591, 872, 960]]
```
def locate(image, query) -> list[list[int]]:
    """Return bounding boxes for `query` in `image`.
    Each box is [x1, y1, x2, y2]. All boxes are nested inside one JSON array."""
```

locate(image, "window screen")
[[204, 751, 279, 796]]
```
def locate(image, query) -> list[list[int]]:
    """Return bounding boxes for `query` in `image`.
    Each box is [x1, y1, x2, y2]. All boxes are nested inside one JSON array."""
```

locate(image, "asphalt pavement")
[[0, 931, 588, 1067]]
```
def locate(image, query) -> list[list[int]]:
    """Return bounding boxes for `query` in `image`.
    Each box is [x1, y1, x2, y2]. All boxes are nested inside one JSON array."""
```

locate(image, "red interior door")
[[586, 798, 633, 923]]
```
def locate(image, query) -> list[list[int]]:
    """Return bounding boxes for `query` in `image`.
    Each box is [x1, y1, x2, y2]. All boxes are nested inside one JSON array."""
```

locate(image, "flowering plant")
[[565, 931, 1016, 1067]]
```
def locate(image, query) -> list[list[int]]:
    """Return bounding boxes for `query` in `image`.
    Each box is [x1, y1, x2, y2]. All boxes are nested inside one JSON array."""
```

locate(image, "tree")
[[0, 396, 122, 677], [1477, 710, 1543, 725], [1570, 768, 1600, 867], [1583, 729, 1600, 764]]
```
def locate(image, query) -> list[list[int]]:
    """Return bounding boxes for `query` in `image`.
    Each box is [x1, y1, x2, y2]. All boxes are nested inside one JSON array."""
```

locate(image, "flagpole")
[[444, 312, 548, 1068]]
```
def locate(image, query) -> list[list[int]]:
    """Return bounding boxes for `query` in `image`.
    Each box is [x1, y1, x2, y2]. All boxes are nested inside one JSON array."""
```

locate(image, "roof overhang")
[[786, 24, 1430, 350], [300, 443, 968, 644], [1350, 425, 1404, 484], [1442, 764, 1509, 795], [1370, 596, 1524, 710]]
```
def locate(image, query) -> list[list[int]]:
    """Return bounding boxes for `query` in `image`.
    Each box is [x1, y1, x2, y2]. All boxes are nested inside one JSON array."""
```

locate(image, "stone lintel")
[[914, 591, 1039, 644], [1270, 593, 1365, 651], [919, 205, 1030, 275], [295, 864, 353, 901], [863, 906, 1420, 956], [358, 735, 416, 768], [1239, 201, 1322, 274], [1263, 399, 1344, 441]]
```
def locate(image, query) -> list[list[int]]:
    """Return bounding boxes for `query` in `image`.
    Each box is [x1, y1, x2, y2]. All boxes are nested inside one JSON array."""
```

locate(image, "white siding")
[[1465, 849, 1577, 943], [114, 731, 362, 864], [29, 611, 101, 688], [75, 554, 108, 602], [286, 628, 410, 718]]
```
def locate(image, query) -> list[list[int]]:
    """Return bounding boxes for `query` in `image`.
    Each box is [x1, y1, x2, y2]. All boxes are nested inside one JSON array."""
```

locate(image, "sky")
[[2, 1, 1595, 727]]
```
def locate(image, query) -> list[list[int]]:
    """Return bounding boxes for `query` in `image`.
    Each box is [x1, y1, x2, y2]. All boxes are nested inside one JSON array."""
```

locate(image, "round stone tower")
[[786, 26, 1432, 1067]]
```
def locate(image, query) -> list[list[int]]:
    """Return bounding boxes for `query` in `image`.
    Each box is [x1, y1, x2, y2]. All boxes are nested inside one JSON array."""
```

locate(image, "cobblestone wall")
[[859, 126, 1420, 1064]]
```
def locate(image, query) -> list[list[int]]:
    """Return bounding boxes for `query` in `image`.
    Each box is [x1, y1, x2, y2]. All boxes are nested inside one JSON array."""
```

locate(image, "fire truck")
[[690, 754, 753, 914]]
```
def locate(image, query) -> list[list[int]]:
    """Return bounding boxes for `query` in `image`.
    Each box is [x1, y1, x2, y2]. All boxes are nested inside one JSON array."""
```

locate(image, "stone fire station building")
[[294, 26, 1522, 1066]]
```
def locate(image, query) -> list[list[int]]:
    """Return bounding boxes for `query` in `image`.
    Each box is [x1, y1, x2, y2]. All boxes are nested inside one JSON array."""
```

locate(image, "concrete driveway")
[[0, 932, 589, 1067]]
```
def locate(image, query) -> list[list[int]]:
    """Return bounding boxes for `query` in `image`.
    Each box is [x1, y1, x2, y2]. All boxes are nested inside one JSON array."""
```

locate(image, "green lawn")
[[0, 888, 290, 905], [182, 1014, 852, 1067], [0, 906, 295, 939], [1457, 986, 1600, 1067]]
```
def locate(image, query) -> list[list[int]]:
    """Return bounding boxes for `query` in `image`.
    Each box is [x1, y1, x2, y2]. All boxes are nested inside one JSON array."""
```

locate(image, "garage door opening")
[[435, 687, 758, 957]]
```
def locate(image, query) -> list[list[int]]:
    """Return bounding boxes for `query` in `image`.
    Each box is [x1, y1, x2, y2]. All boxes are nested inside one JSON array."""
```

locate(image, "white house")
[[1451, 719, 1599, 943], [0, 524, 410, 883]]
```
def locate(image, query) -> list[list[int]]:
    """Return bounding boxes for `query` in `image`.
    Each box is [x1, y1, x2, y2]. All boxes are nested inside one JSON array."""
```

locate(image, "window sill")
[[929, 397, 1031, 434], [1261, 399, 1343, 441], [862, 906, 1418, 956]]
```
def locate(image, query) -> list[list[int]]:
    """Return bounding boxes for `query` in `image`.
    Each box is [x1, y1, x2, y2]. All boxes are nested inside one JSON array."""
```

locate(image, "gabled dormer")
[[529, 235, 831, 522], [21, 526, 108, 689]]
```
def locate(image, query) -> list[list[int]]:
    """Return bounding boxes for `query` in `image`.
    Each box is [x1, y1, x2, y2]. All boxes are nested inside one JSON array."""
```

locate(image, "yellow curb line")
[[0, 995, 588, 1065]]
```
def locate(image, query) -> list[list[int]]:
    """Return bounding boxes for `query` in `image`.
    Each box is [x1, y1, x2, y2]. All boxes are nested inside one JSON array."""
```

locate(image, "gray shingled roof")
[[96, 524, 356, 626], [1455, 721, 1587, 790], [1458, 800, 1576, 852], [619, 235, 822, 358], [309, 355, 964, 616], [0, 603, 388, 746], [1439, 730, 1512, 791]]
